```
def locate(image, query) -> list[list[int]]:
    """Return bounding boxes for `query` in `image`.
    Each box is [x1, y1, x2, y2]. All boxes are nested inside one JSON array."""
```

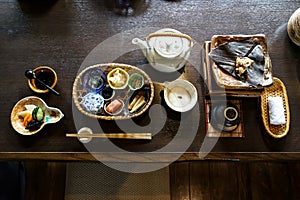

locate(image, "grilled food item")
[[209, 35, 272, 89]]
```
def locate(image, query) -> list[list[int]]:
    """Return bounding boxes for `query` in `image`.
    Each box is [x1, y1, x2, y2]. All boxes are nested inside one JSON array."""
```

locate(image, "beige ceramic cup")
[[288, 8, 300, 46]]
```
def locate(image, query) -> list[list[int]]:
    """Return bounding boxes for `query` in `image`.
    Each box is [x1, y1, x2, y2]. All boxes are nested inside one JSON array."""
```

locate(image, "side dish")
[[18, 105, 45, 130], [107, 68, 129, 89]]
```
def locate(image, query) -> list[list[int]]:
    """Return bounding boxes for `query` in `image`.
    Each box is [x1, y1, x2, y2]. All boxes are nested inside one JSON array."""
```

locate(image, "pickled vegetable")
[[32, 106, 44, 121], [25, 120, 42, 131], [106, 100, 122, 113]]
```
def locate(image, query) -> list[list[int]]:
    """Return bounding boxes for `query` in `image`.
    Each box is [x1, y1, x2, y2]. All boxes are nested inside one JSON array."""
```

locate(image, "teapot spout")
[[132, 38, 149, 57]]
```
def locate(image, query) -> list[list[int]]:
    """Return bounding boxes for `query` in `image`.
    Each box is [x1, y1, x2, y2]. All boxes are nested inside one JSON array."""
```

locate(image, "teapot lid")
[[147, 29, 193, 58], [153, 36, 184, 58]]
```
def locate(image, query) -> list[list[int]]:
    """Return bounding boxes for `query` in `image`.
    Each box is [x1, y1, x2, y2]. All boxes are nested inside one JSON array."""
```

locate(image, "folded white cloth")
[[268, 96, 286, 125]]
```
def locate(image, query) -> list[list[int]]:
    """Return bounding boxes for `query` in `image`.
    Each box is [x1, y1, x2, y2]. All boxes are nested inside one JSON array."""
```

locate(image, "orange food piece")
[[23, 113, 32, 127], [106, 100, 122, 113]]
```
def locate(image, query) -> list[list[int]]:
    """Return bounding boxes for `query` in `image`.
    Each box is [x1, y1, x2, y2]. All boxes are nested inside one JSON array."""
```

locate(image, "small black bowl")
[[210, 102, 240, 132]]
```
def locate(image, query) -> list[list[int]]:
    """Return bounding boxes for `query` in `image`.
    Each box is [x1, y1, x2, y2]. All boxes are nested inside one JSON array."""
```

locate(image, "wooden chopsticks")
[[66, 133, 152, 140]]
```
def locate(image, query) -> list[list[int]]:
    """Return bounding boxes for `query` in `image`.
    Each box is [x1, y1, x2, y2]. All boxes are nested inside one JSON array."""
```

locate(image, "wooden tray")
[[72, 63, 154, 120], [260, 77, 290, 138], [210, 34, 273, 90]]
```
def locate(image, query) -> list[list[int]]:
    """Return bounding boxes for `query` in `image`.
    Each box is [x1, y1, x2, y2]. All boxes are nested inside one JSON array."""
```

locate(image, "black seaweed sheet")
[[209, 39, 265, 87]]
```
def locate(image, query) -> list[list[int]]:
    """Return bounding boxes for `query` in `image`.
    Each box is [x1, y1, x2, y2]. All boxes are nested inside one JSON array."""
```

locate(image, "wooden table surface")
[[1, 0, 300, 161]]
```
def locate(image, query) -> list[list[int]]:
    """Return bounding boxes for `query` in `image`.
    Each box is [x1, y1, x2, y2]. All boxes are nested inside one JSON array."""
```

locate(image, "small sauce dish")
[[104, 99, 124, 115], [107, 68, 129, 89], [27, 66, 58, 94], [101, 86, 115, 101], [128, 73, 145, 90]]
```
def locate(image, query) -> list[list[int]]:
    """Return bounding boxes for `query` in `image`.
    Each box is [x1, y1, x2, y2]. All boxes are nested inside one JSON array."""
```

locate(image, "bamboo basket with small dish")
[[260, 77, 290, 138], [72, 63, 154, 120]]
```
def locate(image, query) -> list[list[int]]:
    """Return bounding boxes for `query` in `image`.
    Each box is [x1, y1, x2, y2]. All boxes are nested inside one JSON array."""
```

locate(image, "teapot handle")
[[146, 32, 193, 46]]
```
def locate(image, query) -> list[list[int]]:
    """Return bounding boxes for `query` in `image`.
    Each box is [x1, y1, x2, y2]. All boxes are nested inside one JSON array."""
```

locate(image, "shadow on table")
[[104, 0, 150, 16], [269, 22, 300, 82], [18, 0, 58, 15], [262, 134, 287, 151]]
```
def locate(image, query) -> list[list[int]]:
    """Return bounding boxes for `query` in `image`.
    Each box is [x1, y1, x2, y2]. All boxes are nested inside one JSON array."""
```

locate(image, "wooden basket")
[[260, 77, 290, 138], [210, 34, 273, 89], [72, 63, 154, 120]]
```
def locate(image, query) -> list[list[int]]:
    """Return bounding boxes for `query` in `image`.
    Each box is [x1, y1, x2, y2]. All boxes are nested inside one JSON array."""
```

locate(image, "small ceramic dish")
[[28, 66, 58, 94], [163, 79, 198, 112], [107, 68, 129, 89], [104, 99, 124, 115], [128, 73, 145, 90], [209, 102, 240, 132], [81, 92, 104, 113], [10, 96, 64, 135], [127, 89, 149, 114], [82, 68, 107, 93], [101, 86, 115, 101]]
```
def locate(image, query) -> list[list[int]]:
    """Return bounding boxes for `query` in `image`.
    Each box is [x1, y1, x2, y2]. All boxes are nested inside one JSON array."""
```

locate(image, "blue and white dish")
[[81, 92, 104, 113]]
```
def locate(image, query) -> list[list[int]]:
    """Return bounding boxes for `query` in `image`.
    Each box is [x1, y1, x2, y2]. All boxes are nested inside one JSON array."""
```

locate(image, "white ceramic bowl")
[[163, 79, 198, 112]]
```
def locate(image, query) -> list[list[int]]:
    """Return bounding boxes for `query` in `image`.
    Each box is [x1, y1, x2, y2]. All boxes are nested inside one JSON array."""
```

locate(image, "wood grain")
[[66, 133, 152, 140], [171, 160, 300, 200], [169, 162, 190, 200], [24, 161, 66, 200]]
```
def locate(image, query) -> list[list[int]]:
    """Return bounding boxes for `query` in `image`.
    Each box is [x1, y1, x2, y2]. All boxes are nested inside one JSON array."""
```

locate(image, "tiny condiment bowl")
[[128, 73, 145, 90], [104, 99, 124, 115], [28, 66, 58, 94], [81, 92, 104, 113], [107, 68, 129, 90], [163, 79, 198, 112], [101, 86, 115, 101]]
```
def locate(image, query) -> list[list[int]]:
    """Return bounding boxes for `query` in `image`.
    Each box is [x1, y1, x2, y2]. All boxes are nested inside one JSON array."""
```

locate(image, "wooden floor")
[[170, 161, 300, 200], [24, 160, 300, 200]]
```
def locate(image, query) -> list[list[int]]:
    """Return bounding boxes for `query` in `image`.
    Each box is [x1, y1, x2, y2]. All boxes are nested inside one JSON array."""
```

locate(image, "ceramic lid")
[[153, 36, 184, 58]]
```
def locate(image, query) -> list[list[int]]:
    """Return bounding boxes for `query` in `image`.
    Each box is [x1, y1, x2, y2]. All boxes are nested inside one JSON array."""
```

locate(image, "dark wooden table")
[[1, 0, 300, 162]]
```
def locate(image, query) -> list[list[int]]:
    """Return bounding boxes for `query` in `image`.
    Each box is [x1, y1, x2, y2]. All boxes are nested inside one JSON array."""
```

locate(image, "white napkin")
[[268, 96, 286, 125]]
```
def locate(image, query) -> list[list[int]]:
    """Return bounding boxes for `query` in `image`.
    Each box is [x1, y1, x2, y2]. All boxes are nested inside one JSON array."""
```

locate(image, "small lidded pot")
[[28, 66, 58, 94], [210, 102, 240, 132]]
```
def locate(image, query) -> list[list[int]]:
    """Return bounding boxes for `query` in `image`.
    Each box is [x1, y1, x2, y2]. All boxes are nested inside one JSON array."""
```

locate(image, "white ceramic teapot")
[[132, 28, 193, 73]]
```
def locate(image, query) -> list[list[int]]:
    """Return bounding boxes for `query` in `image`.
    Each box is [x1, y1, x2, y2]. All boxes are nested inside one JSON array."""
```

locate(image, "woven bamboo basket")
[[260, 77, 290, 138], [210, 34, 273, 90], [72, 63, 154, 120]]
